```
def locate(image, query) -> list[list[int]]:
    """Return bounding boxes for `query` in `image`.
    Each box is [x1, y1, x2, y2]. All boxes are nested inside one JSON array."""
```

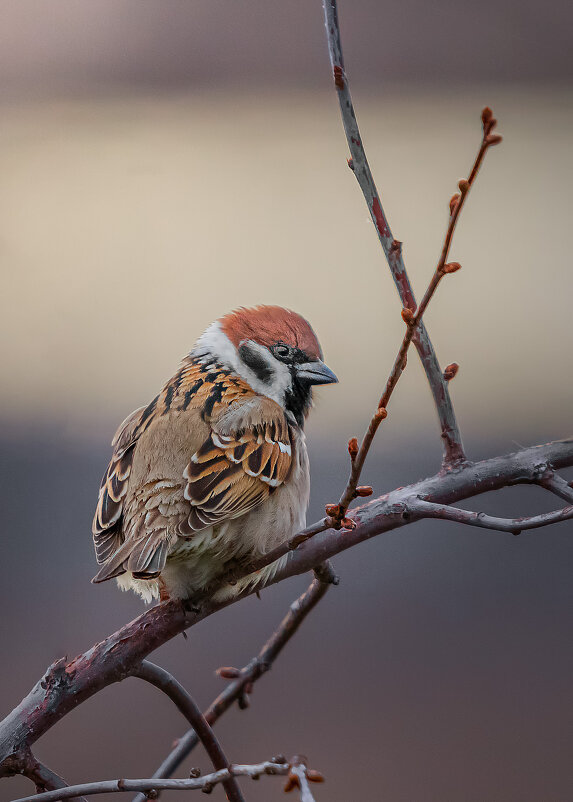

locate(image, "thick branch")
[[1, 439, 572, 776], [131, 565, 336, 802], [132, 662, 244, 802], [321, 0, 465, 466]]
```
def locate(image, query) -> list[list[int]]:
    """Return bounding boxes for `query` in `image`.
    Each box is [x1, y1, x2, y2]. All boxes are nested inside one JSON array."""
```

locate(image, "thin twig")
[[410, 498, 573, 534], [132, 564, 336, 802], [11, 761, 300, 802], [330, 111, 502, 526], [132, 662, 244, 802], [321, 0, 466, 467]]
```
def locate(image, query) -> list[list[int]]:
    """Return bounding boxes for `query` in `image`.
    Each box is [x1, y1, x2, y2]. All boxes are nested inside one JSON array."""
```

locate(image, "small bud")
[[449, 193, 460, 215], [146, 791, 159, 800], [442, 261, 461, 274], [216, 666, 241, 679], [348, 437, 359, 459], [201, 782, 214, 794], [341, 517, 356, 530], [347, 157, 354, 170], [458, 179, 470, 194], [376, 407, 388, 420], [307, 770, 325, 784], [189, 768, 202, 779], [271, 754, 287, 765], [481, 106, 493, 125], [356, 485, 373, 497], [325, 503, 340, 517], [237, 692, 250, 710], [443, 362, 459, 381], [283, 775, 299, 793], [485, 133, 503, 146], [401, 306, 414, 324], [333, 65, 344, 90], [390, 239, 402, 254]]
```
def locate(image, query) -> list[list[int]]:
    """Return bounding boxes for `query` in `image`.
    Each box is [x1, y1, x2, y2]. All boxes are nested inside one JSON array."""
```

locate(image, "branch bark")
[[12, 760, 318, 802], [131, 564, 336, 801], [2, 437, 571, 777], [133, 662, 244, 802], [321, 0, 466, 467]]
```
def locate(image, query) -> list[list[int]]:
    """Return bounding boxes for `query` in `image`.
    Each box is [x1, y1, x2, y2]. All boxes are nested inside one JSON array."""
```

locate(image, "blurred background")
[[1, 1, 572, 800]]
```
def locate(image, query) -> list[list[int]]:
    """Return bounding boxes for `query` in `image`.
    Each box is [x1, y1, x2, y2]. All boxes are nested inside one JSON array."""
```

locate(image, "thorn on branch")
[[443, 362, 459, 382]]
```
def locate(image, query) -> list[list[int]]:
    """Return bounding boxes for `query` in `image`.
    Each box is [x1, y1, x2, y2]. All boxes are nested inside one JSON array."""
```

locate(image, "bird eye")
[[272, 344, 291, 360]]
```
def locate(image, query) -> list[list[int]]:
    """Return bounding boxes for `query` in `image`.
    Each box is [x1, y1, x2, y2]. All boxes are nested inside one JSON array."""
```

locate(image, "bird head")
[[193, 305, 337, 425]]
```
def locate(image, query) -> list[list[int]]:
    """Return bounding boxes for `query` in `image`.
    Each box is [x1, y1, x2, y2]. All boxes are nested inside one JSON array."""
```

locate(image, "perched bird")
[[92, 305, 337, 603]]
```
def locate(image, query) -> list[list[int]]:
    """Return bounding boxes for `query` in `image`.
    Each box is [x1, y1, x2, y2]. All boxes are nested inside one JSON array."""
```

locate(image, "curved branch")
[[1, 438, 572, 777], [132, 564, 336, 801], [410, 498, 573, 534], [321, 0, 465, 467], [132, 662, 244, 802]]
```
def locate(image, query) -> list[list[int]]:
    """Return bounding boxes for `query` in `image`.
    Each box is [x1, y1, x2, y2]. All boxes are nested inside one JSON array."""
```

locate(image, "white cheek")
[[192, 323, 292, 408]]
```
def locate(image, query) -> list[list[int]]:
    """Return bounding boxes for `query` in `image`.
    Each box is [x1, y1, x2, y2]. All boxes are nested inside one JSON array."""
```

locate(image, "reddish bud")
[[333, 65, 344, 90], [458, 179, 470, 193], [347, 157, 354, 171], [348, 437, 359, 459], [356, 485, 373, 497], [443, 362, 459, 381], [283, 775, 299, 793], [442, 261, 461, 274], [341, 517, 356, 530], [481, 106, 493, 125], [390, 239, 402, 254], [449, 193, 460, 214], [376, 407, 388, 420], [216, 666, 241, 680], [401, 307, 414, 324], [485, 133, 503, 146], [307, 771, 325, 784], [325, 503, 340, 517]]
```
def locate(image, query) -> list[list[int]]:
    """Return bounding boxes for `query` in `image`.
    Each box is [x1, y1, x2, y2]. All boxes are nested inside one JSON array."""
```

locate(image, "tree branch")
[[2, 438, 572, 779], [537, 470, 573, 504], [321, 0, 466, 467], [12, 759, 321, 802], [131, 564, 336, 802], [410, 498, 573, 535], [132, 662, 244, 802]]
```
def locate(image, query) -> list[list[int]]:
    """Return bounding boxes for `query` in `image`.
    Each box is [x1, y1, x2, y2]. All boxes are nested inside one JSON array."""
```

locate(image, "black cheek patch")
[[238, 343, 274, 384]]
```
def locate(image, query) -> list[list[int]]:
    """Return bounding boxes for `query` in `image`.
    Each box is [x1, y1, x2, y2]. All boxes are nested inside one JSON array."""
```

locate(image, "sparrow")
[[92, 305, 337, 603]]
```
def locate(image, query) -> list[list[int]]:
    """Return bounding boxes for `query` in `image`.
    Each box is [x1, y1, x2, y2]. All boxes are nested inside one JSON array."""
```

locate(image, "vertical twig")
[[321, 0, 466, 467]]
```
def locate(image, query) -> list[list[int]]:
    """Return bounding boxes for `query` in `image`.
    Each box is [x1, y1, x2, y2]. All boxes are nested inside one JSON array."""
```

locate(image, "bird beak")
[[296, 360, 338, 385]]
